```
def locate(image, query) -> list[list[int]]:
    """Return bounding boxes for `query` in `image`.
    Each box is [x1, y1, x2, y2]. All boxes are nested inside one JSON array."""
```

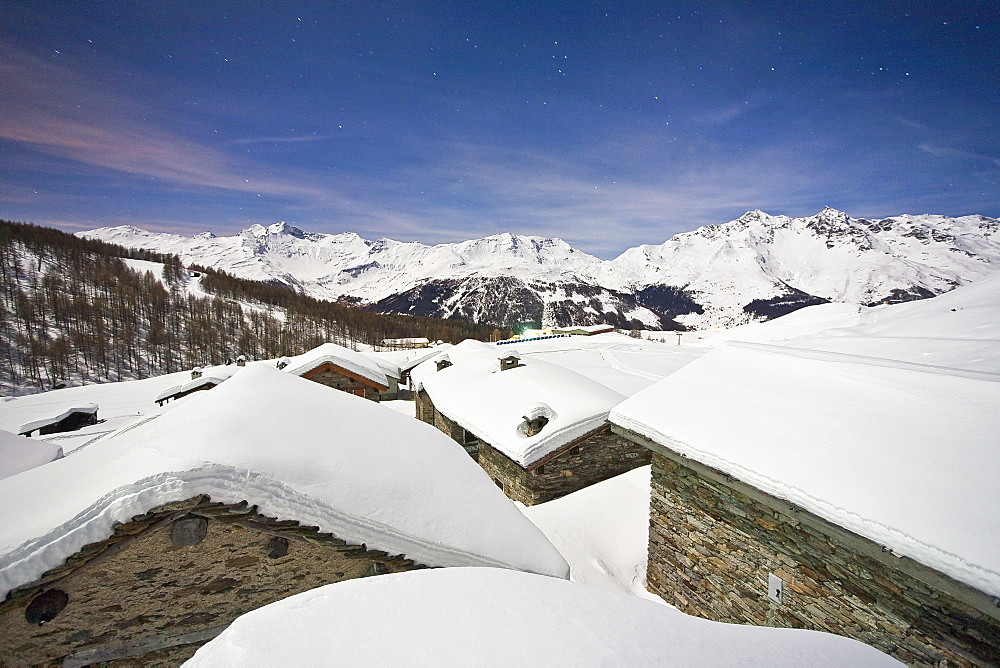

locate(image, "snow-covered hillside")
[[82, 208, 1000, 328]]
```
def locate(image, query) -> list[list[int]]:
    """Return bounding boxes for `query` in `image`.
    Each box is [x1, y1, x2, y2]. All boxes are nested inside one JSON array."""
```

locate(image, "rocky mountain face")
[[81, 208, 1000, 329]]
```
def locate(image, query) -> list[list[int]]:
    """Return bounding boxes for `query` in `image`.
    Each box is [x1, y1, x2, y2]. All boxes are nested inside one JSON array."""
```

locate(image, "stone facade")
[[0, 495, 422, 665], [635, 442, 1000, 666], [415, 389, 434, 424], [477, 426, 650, 506], [433, 410, 479, 459], [301, 362, 385, 401]]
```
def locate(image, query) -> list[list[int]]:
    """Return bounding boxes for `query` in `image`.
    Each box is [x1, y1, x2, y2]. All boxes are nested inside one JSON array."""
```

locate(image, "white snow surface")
[[0, 430, 62, 480], [281, 342, 389, 388], [610, 342, 1000, 598], [185, 567, 900, 667], [693, 271, 1000, 373], [521, 465, 659, 601], [420, 341, 625, 466], [0, 365, 568, 599]]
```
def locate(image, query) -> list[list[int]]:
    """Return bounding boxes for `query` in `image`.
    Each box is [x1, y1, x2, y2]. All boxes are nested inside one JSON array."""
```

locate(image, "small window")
[[493, 477, 505, 491], [25, 590, 69, 625], [535, 465, 545, 475], [570, 446, 581, 456]]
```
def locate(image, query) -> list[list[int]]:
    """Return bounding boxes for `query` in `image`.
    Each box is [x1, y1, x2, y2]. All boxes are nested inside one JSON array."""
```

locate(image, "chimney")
[[435, 354, 452, 372], [236, 355, 247, 367], [191, 367, 202, 379], [499, 350, 521, 371]]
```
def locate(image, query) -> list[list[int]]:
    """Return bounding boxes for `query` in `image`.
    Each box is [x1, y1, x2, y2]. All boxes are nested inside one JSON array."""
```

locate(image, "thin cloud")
[[918, 144, 1000, 166], [0, 46, 351, 205]]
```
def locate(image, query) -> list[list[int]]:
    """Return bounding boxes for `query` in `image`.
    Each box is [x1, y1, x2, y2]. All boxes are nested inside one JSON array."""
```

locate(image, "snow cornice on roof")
[[421, 342, 625, 466], [282, 343, 389, 389]]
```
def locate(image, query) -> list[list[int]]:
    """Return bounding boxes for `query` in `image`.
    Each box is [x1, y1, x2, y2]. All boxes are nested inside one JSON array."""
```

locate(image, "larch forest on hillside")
[[0, 220, 505, 394]]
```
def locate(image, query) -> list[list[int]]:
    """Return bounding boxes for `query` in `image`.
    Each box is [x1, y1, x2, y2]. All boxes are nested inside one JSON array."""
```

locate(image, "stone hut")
[[280, 343, 389, 401], [609, 342, 1000, 665], [154, 367, 240, 407], [417, 340, 649, 505], [0, 365, 569, 665], [17, 404, 99, 437]]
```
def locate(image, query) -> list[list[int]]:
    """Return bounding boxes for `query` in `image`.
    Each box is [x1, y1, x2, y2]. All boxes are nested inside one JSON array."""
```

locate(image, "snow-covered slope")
[[185, 568, 900, 666], [695, 270, 1000, 373], [81, 209, 1000, 328]]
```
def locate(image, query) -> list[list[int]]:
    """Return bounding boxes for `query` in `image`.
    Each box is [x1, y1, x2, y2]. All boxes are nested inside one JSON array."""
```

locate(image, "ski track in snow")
[[598, 350, 667, 382]]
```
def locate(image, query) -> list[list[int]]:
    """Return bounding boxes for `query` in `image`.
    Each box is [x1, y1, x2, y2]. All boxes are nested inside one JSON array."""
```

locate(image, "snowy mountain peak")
[[80, 209, 1000, 329]]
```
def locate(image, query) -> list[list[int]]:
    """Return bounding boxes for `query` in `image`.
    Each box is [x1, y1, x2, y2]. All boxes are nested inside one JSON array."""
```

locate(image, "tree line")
[[0, 220, 506, 394]]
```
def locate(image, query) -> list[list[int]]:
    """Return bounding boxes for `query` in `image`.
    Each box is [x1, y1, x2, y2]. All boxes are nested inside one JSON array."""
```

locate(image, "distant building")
[[281, 343, 389, 401], [551, 324, 615, 336], [381, 337, 430, 350], [17, 404, 98, 437], [415, 340, 649, 505], [154, 368, 239, 406], [610, 342, 1000, 665]]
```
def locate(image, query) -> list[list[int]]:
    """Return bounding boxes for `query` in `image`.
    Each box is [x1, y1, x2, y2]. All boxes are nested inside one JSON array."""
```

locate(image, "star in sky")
[[0, 1, 996, 257]]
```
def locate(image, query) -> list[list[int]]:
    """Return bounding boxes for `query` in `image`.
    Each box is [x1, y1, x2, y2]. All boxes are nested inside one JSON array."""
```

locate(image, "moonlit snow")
[[184, 568, 901, 667]]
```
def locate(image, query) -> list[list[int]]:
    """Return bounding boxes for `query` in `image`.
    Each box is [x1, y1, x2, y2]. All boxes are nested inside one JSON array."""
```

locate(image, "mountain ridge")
[[81, 208, 1000, 329]]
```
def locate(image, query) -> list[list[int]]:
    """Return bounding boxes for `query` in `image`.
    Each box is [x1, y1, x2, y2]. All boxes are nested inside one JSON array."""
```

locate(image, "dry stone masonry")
[[0, 495, 422, 665], [477, 426, 650, 506], [640, 447, 1000, 666]]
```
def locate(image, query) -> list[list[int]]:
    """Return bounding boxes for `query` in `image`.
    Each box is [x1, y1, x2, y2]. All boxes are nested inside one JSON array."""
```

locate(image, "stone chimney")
[[499, 350, 521, 371], [435, 354, 452, 372], [191, 367, 202, 379], [236, 355, 247, 367]]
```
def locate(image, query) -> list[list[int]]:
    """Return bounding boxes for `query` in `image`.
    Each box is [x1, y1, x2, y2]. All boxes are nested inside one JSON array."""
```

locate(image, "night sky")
[[2, 2, 997, 257]]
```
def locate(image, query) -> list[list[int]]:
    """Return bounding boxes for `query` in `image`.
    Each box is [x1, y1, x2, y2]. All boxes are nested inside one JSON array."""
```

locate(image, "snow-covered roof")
[[17, 403, 98, 435], [0, 430, 62, 480], [185, 568, 899, 667], [409, 339, 497, 390], [610, 341, 1000, 599], [282, 342, 388, 388], [421, 341, 626, 466], [0, 365, 568, 599], [152, 366, 241, 402], [153, 365, 242, 401]]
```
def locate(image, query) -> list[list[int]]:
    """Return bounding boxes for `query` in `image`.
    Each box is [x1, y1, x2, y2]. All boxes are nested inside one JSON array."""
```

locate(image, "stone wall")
[[477, 426, 650, 506], [430, 410, 480, 459], [642, 449, 1000, 666], [415, 389, 434, 424], [302, 364, 381, 401], [0, 495, 422, 666]]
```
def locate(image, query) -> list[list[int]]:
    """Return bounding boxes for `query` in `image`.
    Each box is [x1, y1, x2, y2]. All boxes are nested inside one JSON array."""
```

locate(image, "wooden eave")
[[300, 361, 389, 391]]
